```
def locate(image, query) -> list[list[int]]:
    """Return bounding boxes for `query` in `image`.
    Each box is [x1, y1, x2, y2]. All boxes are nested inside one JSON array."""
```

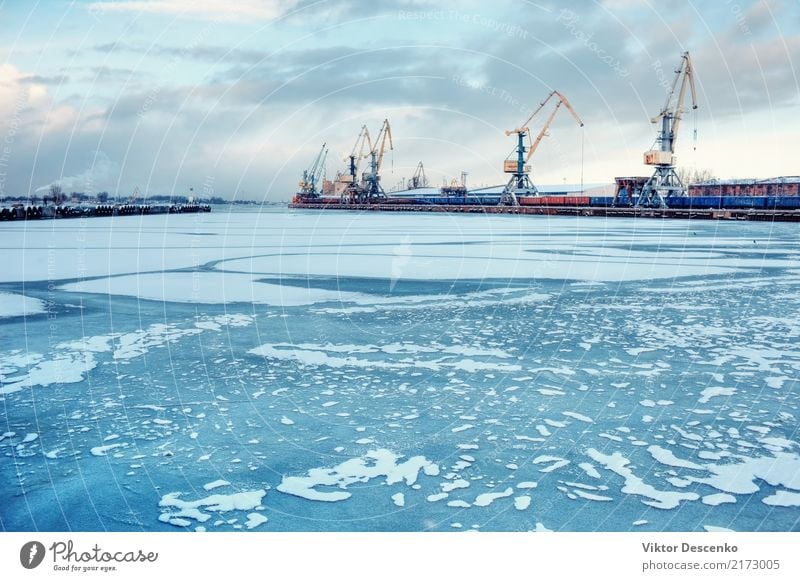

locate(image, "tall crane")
[[362, 118, 393, 202], [338, 125, 372, 202], [297, 143, 328, 199], [128, 186, 140, 204], [502, 90, 584, 206], [637, 51, 698, 208], [409, 161, 427, 189]]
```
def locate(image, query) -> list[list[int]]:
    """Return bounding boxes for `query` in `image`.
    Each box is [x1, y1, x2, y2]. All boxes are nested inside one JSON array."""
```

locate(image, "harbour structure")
[[689, 177, 800, 197], [501, 90, 584, 206], [637, 51, 698, 208], [289, 51, 797, 221]]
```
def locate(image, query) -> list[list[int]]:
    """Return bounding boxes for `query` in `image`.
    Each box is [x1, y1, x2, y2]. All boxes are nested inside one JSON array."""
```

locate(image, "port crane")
[[361, 118, 393, 202], [298, 143, 328, 199], [128, 186, 140, 204], [637, 51, 698, 208], [338, 125, 372, 202], [409, 161, 428, 189], [502, 90, 584, 206]]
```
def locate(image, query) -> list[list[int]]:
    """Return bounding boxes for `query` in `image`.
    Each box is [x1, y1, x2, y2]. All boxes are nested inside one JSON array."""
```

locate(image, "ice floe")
[[0, 292, 45, 318], [276, 449, 439, 502]]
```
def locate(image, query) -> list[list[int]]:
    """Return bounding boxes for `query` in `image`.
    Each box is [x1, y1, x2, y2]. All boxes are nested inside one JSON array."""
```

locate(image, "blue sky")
[[1, 0, 798, 200]]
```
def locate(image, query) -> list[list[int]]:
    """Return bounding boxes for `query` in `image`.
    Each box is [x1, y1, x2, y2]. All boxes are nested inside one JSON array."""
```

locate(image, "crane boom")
[[338, 124, 373, 199], [506, 90, 583, 140], [343, 125, 372, 178], [312, 148, 327, 187], [525, 95, 584, 163], [373, 119, 393, 174]]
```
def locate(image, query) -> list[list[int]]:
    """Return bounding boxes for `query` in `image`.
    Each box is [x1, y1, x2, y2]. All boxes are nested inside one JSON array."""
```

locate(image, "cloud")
[[35, 151, 121, 193], [3, 1, 799, 200], [87, 0, 298, 22]]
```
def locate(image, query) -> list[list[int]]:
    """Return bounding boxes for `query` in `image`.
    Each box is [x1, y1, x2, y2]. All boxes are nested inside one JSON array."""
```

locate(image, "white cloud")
[[88, 0, 298, 22], [35, 151, 121, 193], [0, 64, 72, 135]]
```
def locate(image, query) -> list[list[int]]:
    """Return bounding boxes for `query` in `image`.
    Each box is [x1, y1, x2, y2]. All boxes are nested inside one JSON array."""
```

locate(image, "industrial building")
[[689, 177, 800, 197]]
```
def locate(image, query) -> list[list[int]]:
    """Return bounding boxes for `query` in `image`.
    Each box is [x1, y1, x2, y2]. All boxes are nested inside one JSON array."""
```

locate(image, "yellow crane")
[[502, 90, 584, 205]]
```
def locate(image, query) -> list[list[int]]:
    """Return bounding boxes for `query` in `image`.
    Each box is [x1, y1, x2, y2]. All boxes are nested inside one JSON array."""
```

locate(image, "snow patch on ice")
[[702, 493, 737, 506], [587, 448, 700, 509], [698, 387, 737, 404], [0, 292, 45, 318], [203, 480, 230, 491], [648, 446, 705, 471], [704, 525, 735, 532], [245, 512, 268, 529], [563, 411, 593, 423], [158, 489, 266, 527], [248, 342, 520, 373], [276, 449, 438, 502], [533, 455, 570, 473], [62, 272, 370, 307], [473, 487, 513, 507], [90, 443, 124, 456], [762, 490, 800, 507]]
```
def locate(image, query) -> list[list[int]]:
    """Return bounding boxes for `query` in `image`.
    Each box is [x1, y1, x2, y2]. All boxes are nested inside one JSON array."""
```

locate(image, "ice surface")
[[62, 272, 369, 306], [3, 211, 799, 532], [0, 314, 253, 395], [249, 342, 520, 373], [220, 244, 738, 283]]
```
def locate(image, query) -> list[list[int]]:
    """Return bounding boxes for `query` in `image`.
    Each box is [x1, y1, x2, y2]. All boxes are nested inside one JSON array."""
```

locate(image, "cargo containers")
[[518, 196, 591, 206]]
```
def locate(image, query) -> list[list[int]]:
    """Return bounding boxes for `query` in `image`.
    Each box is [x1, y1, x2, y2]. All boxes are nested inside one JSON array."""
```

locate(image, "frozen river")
[[1, 208, 799, 531]]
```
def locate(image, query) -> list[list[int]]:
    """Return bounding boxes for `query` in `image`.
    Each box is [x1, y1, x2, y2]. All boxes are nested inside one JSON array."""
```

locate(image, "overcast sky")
[[1, 0, 798, 200]]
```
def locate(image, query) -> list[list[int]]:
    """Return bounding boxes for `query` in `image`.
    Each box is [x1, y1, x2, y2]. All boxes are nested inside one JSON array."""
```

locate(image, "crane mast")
[[637, 51, 698, 208], [501, 90, 584, 206]]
